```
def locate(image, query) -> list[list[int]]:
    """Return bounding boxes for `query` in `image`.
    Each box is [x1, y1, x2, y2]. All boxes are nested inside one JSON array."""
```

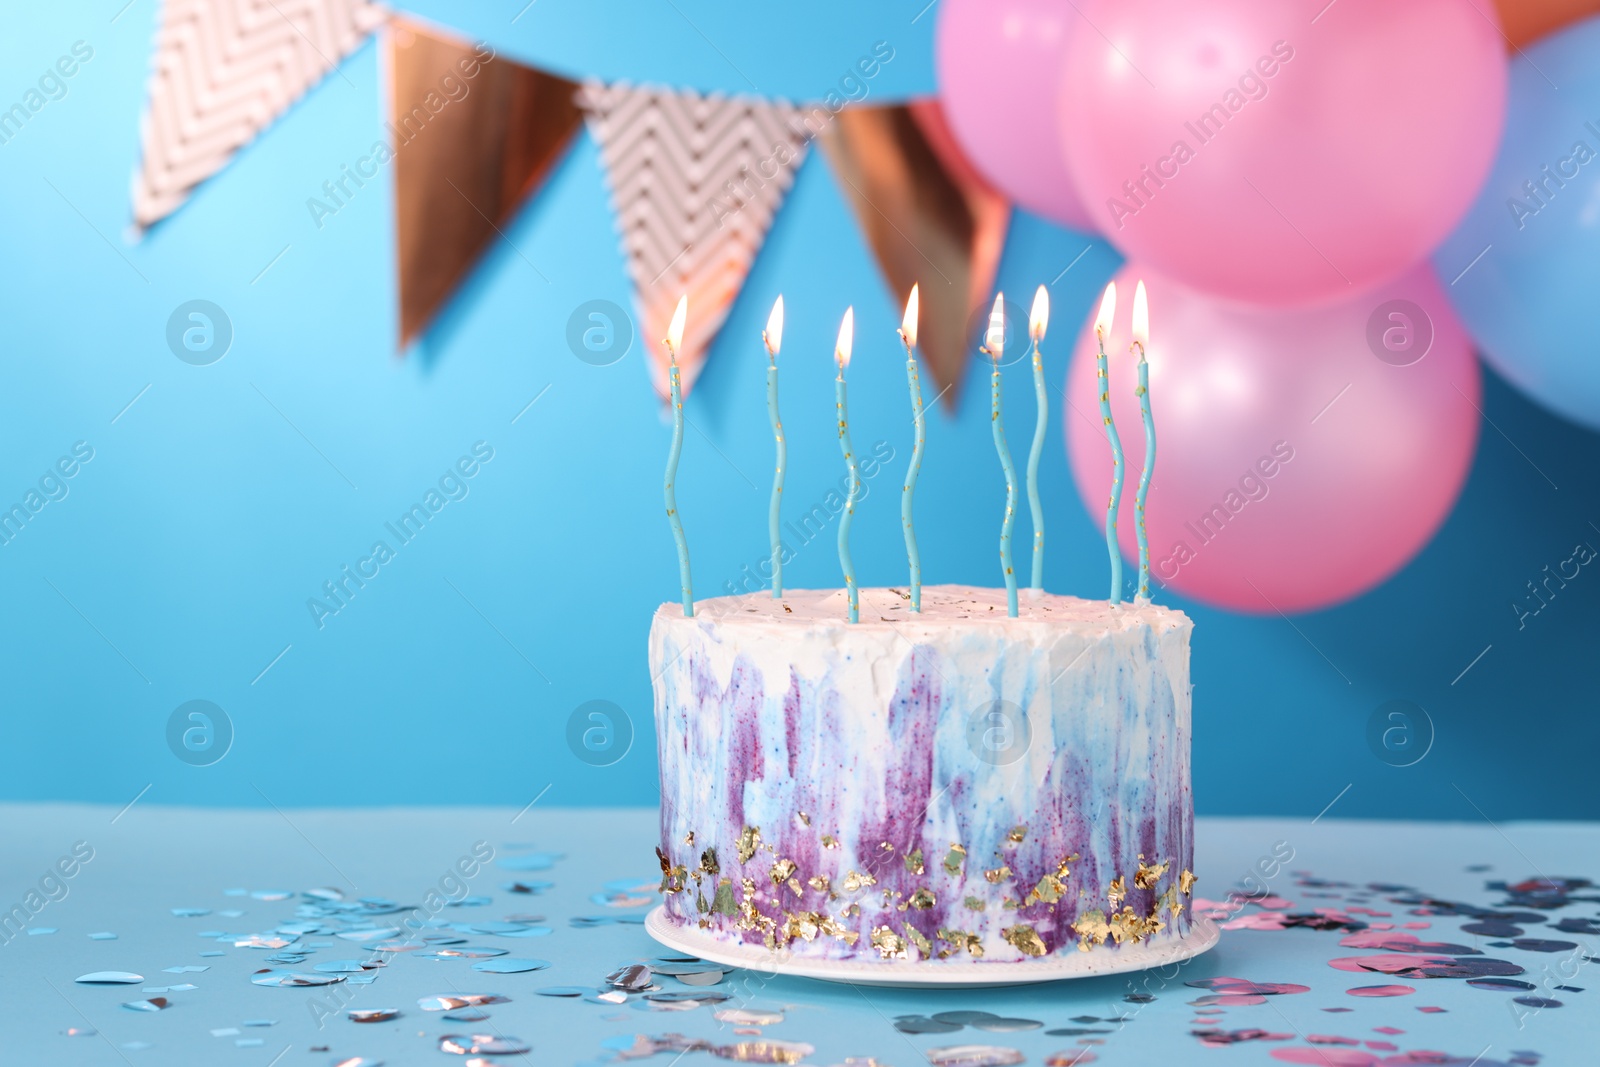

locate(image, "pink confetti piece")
[[1270, 1049, 1378, 1067]]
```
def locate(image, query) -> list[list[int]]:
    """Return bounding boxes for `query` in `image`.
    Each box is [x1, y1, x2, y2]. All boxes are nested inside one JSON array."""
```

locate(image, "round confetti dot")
[[471, 958, 551, 974]]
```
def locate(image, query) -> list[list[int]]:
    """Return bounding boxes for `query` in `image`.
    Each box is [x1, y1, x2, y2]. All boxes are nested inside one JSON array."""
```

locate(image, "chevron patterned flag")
[[132, 0, 388, 229], [579, 81, 811, 400]]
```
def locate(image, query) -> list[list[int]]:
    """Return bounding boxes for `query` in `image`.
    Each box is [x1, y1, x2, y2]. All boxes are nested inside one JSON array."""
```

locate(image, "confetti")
[[121, 998, 169, 1012], [417, 994, 510, 1011], [251, 969, 345, 987], [439, 1034, 531, 1055], [925, 1046, 1026, 1067], [472, 958, 552, 974]]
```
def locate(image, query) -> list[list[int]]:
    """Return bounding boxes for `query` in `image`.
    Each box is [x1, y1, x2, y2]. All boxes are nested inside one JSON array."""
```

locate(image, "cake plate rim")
[[644, 907, 1220, 988]]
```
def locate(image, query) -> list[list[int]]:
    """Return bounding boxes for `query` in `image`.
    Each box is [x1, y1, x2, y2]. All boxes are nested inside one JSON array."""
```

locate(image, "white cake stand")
[[644, 907, 1220, 989]]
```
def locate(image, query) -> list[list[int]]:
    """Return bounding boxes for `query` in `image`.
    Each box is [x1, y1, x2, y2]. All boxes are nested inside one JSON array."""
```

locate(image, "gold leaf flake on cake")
[[770, 858, 797, 885], [818, 912, 858, 946], [983, 864, 1013, 884], [696, 888, 709, 914], [795, 812, 811, 828], [1107, 875, 1126, 907], [907, 887, 936, 910], [840, 869, 876, 893], [904, 923, 931, 959], [783, 911, 820, 942], [786, 876, 803, 898], [1006, 825, 1028, 845], [684, 831, 695, 847], [943, 844, 967, 875], [1179, 868, 1197, 895], [903, 848, 925, 875], [737, 827, 762, 864], [821, 834, 841, 850], [1074, 908, 1111, 950], [1025, 872, 1066, 906], [655, 846, 686, 894], [807, 874, 831, 895], [1133, 858, 1169, 891], [1105, 904, 1163, 944], [1162, 886, 1184, 919], [710, 878, 737, 916], [964, 895, 987, 912], [936, 928, 984, 958], [1000, 923, 1048, 957], [700, 847, 721, 877], [1055, 853, 1079, 879], [870, 925, 908, 959]]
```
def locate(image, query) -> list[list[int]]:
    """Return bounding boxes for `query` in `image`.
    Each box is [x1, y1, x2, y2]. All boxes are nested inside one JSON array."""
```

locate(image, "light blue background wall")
[[1, 1, 1595, 820]]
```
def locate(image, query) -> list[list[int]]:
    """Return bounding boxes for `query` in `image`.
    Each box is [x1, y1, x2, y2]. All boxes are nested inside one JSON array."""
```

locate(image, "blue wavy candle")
[[1132, 281, 1155, 603], [835, 308, 860, 624], [1094, 283, 1125, 605], [764, 296, 785, 599], [663, 296, 693, 617], [1026, 286, 1049, 594], [985, 295, 1019, 618], [899, 285, 924, 613]]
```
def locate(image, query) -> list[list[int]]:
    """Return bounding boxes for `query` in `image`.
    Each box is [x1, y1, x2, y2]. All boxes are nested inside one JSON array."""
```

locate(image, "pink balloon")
[[936, 0, 1098, 232], [1058, 0, 1507, 306], [1066, 262, 1480, 614]]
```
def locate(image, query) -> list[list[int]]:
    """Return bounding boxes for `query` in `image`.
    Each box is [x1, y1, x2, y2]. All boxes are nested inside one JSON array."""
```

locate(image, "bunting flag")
[[132, 0, 387, 230], [578, 82, 811, 400], [390, 19, 582, 346], [128, 9, 1020, 402], [818, 99, 1010, 409]]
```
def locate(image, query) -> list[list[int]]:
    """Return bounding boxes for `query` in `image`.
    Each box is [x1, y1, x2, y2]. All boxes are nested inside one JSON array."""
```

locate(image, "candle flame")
[[1093, 281, 1116, 339], [900, 284, 919, 348], [1131, 280, 1149, 356], [1029, 285, 1049, 341], [665, 294, 688, 356], [764, 294, 784, 357], [984, 293, 1005, 361], [835, 306, 854, 371]]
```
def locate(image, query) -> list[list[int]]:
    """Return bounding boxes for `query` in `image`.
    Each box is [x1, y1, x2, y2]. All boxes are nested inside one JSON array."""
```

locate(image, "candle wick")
[[1131, 341, 1146, 364]]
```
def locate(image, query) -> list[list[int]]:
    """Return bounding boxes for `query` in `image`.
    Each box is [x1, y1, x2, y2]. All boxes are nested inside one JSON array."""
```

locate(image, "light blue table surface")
[[3, 804, 1596, 1066]]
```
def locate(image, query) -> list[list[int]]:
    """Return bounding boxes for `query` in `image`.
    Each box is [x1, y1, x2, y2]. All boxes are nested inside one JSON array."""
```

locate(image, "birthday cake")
[[648, 584, 1195, 963]]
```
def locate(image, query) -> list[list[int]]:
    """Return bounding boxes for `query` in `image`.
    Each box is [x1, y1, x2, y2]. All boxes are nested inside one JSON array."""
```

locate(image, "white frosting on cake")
[[650, 585, 1195, 962]]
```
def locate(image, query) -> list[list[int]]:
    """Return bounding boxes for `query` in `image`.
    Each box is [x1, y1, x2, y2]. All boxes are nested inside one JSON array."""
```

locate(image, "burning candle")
[[1094, 282, 1125, 605], [834, 307, 860, 624], [897, 285, 925, 613], [663, 295, 694, 616], [1131, 280, 1156, 603], [1026, 285, 1049, 596], [763, 296, 785, 599], [983, 294, 1019, 618]]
